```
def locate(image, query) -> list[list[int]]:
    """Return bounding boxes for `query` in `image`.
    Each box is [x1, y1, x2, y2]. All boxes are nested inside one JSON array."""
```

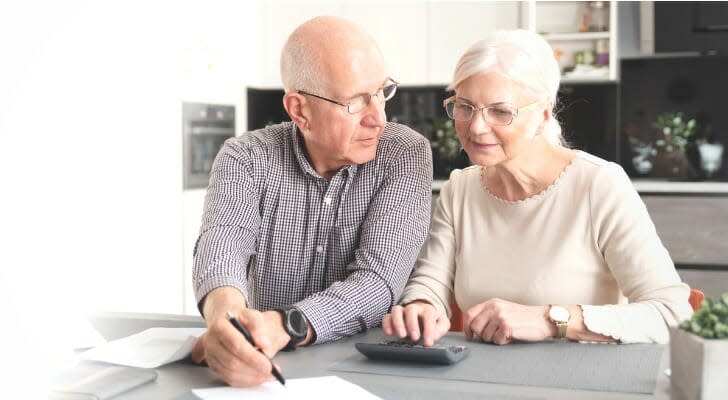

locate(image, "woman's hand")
[[382, 300, 451, 347], [463, 298, 555, 345]]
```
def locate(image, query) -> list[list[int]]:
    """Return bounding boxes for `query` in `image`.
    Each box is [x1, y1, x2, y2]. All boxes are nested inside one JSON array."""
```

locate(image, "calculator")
[[355, 339, 470, 365]]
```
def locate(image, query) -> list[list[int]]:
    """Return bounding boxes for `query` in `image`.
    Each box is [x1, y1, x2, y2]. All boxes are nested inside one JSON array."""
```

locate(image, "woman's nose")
[[468, 110, 491, 137]]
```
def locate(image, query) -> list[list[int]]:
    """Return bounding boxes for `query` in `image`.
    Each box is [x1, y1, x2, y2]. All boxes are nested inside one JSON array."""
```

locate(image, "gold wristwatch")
[[548, 305, 570, 339]]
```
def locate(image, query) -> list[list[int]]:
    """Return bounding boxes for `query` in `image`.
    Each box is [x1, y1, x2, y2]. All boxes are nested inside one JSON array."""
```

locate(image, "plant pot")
[[652, 149, 698, 180], [670, 327, 728, 400]]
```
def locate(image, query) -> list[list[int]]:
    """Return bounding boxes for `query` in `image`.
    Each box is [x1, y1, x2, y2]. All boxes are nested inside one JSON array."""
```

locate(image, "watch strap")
[[555, 321, 568, 339]]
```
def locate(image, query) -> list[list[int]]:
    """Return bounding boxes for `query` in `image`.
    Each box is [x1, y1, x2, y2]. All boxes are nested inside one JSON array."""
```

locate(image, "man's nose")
[[361, 95, 386, 127]]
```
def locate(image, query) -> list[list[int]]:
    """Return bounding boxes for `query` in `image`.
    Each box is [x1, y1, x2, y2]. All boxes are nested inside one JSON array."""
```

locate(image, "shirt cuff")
[[295, 298, 366, 344], [194, 276, 249, 314], [580, 304, 629, 343]]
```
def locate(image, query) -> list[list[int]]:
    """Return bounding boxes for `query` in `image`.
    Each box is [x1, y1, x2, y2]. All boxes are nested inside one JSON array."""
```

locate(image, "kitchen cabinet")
[[260, 0, 428, 86], [524, 1, 619, 83], [654, 2, 728, 56], [426, 2, 520, 84], [258, 0, 521, 86]]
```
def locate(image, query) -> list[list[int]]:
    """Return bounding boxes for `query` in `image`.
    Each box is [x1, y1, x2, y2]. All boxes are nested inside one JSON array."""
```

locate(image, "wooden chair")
[[448, 288, 705, 332]]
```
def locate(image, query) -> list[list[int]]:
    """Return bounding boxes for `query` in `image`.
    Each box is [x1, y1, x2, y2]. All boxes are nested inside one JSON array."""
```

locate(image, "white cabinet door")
[[341, 1, 429, 85], [427, 1, 521, 85], [260, 0, 345, 87]]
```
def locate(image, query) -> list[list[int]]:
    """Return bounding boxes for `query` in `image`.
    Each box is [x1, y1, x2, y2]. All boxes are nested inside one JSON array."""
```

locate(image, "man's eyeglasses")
[[298, 78, 398, 114], [443, 96, 541, 126]]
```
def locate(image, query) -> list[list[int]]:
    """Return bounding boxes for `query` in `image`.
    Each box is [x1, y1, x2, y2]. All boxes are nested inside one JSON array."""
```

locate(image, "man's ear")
[[283, 93, 310, 133]]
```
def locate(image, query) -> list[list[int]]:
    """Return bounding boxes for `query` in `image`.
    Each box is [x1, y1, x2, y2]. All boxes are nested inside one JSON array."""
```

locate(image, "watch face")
[[549, 306, 570, 323], [287, 308, 308, 337]]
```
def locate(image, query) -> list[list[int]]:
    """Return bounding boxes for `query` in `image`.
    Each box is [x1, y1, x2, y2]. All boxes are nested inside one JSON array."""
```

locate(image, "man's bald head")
[[280, 16, 385, 94]]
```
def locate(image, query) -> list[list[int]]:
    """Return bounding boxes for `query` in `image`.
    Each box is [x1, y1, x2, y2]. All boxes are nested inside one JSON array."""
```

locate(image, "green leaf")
[[699, 328, 715, 339]]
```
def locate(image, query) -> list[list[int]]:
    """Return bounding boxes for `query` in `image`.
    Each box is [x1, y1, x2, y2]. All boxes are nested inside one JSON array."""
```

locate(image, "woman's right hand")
[[382, 300, 451, 347]]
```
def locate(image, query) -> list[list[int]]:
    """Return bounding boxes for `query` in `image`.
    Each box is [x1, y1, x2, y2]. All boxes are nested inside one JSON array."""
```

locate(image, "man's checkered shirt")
[[193, 121, 432, 343]]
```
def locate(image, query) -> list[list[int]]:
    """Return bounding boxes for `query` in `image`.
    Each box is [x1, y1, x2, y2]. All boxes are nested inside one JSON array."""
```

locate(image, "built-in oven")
[[182, 102, 235, 189]]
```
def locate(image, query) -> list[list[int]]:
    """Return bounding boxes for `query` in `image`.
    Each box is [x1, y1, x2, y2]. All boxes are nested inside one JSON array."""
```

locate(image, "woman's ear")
[[283, 93, 310, 133], [536, 102, 552, 134]]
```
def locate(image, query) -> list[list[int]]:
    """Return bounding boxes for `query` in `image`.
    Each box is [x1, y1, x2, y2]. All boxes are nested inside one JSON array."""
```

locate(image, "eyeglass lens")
[[445, 102, 515, 126], [348, 82, 398, 113]]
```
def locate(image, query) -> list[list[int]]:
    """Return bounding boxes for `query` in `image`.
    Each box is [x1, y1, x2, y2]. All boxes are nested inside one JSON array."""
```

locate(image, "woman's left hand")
[[463, 298, 555, 345]]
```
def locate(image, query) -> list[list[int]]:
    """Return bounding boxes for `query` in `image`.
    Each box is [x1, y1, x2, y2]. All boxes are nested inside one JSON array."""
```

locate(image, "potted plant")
[[670, 292, 728, 400], [650, 112, 698, 180], [430, 118, 463, 179]]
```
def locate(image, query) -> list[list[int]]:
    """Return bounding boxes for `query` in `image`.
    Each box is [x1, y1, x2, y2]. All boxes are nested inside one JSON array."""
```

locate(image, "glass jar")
[[589, 1, 608, 32]]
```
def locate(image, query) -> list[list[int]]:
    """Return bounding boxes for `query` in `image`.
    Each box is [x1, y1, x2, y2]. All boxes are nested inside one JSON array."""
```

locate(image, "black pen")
[[225, 311, 286, 386]]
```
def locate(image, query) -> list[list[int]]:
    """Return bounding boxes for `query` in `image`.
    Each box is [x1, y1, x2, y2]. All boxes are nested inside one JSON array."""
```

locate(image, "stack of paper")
[[81, 327, 206, 368]]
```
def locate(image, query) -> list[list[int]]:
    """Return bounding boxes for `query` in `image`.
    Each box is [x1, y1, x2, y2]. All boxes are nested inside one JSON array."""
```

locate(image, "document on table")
[[192, 376, 381, 400], [71, 318, 107, 350], [81, 327, 206, 368]]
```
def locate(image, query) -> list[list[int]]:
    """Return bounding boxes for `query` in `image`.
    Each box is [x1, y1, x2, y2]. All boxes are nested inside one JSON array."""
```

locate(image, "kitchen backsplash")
[[247, 84, 619, 180]]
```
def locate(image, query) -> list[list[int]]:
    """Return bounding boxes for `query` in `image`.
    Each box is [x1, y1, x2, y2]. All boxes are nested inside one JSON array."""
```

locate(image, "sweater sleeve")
[[398, 170, 460, 319], [581, 163, 693, 343]]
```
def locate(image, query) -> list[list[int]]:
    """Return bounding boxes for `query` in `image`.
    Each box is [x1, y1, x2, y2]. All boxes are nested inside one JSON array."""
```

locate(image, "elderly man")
[[190, 16, 432, 386]]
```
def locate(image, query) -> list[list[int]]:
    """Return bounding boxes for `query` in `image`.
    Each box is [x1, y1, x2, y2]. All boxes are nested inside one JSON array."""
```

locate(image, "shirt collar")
[[289, 123, 358, 180]]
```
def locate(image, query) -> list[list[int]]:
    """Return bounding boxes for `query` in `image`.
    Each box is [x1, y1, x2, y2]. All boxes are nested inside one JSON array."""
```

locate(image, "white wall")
[[0, 3, 260, 384]]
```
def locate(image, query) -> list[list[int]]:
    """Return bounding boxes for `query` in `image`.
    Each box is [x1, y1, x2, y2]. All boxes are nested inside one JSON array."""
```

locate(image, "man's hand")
[[190, 287, 290, 387], [463, 298, 554, 345], [381, 300, 450, 347]]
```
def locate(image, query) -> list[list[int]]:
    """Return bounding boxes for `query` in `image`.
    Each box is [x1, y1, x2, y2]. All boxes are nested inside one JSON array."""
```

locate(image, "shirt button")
[[324, 197, 332, 205], [316, 245, 324, 253]]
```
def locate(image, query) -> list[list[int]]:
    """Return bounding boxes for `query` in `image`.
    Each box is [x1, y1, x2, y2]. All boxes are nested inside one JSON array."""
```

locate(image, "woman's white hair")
[[448, 29, 565, 146]]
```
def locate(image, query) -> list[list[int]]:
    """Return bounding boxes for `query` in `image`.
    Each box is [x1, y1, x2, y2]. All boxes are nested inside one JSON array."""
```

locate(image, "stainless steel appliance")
[[182, 102, 235, 189]]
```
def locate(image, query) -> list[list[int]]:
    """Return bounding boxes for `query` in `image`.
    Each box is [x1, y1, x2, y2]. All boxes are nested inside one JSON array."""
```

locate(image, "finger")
[[403, 305, 422, 341], [420, 307, 438, 347], [493, 324, 513, 345], [382, 314, 393, 336], [213, 322, 271, 376], [190, 334, 206, 364], [463, 302, 487, 340], [207, 351, 269, 387], [240, 310, 270, 350], [389, 305, 408, 338], [480, 317, 498, 343], [467, 309, 492, 341], [435, 315, 451, 340]]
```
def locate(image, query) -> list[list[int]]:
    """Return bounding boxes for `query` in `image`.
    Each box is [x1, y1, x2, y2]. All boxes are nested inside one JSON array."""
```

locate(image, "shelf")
[[541, 31, 610, 41], [561, 76, 616, 84]]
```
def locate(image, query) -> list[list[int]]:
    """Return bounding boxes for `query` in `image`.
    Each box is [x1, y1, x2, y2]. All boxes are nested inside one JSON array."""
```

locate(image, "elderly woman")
[[382, 29, 692, 346]]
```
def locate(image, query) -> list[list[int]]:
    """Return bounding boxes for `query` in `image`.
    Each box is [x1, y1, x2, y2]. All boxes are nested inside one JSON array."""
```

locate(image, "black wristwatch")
[[276, 306, 309, 351]]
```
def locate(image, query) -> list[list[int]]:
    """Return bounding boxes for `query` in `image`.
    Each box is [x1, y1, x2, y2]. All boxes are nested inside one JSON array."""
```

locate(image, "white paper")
[[80, 327, 206, 368], [71, 318, 107, 350], [192, 376, 381, 400]]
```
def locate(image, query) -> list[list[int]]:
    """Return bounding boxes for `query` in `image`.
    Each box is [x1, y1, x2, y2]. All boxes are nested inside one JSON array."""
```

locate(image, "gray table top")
[[77, 312, 672, 400]]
